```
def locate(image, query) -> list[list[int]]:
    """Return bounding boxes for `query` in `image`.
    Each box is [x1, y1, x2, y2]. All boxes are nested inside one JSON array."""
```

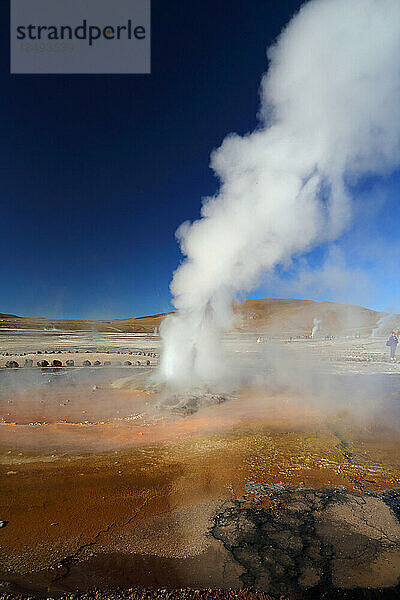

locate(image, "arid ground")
[[1, 300, 400, 599]]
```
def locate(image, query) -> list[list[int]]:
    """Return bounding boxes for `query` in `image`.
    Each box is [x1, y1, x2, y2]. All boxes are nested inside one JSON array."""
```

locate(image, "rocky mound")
[[160, 391, 228, 416]]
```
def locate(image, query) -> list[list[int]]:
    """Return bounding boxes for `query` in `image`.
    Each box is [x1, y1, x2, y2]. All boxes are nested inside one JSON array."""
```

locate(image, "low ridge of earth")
[[0, 298, 393, 336]]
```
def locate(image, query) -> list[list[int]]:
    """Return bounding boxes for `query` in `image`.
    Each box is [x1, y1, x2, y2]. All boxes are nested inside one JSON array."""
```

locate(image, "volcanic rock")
[[5, 360, 19, 368], [161, 391, 227, 416]]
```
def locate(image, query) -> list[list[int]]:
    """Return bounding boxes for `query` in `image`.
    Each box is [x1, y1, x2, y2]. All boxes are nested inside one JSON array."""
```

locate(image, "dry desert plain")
[[1, 299, 400, 600]]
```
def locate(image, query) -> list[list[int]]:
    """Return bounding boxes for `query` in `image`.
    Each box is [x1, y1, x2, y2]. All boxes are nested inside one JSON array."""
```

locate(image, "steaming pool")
[[1, 367, 400, 599]]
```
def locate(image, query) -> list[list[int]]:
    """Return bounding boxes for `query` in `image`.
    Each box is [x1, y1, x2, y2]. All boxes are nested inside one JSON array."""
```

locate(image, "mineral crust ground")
[[1, 327, 400, 599]]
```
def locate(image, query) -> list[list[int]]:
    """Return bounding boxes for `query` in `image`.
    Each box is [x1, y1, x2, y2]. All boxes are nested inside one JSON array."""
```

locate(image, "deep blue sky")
[[1, 0, 399, 318]]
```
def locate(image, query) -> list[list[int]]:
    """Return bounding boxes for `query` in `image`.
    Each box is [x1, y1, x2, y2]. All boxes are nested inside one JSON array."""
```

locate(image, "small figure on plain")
[[386, 331, 398, 361]]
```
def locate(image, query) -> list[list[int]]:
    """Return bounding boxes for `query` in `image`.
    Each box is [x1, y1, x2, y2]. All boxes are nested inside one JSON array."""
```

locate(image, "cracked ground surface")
[[211, 488, 400, 598], [1, 342, 400, 599]]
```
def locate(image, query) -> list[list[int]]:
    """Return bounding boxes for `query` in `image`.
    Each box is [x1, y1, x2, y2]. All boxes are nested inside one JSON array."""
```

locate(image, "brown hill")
[[0, 299, 388, 336], [234, 298, 383, 336], [0, 312, 171, 334]]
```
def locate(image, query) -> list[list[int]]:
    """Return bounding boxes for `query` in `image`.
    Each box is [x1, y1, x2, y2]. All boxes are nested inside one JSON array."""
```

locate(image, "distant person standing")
[[387, 331, 399, 361]]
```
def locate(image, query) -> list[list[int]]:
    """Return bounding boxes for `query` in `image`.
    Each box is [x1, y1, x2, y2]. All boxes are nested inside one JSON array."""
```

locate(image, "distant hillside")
[[0, 313, 20, 319], [233, 298, 385, 336], [0, 312, 172, 334], [0, 300, 392, 336]]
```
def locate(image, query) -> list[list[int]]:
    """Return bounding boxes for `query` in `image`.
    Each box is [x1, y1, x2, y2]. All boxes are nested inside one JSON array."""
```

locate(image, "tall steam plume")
[[160, 0, 400, 389]]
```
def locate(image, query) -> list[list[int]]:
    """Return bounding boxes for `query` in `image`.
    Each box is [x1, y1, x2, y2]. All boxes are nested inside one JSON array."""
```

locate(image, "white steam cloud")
[[311, 318, 322, 339], [371, 313, 397, 338], [160, 0, 400, 389]]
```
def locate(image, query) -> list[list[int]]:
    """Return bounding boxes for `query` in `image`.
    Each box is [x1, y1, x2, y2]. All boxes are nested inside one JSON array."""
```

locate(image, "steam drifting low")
[[160, 0, 400, 389]]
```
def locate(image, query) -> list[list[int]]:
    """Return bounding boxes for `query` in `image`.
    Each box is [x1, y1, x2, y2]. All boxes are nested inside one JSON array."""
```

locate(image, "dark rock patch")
[[5, 361, 19, 368], [162, 392, 227, 416], [211, 487, 400, 599]]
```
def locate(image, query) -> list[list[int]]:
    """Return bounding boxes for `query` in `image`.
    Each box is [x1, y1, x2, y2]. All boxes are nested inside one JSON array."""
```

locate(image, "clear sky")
[[1, 0, 399, 318]]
